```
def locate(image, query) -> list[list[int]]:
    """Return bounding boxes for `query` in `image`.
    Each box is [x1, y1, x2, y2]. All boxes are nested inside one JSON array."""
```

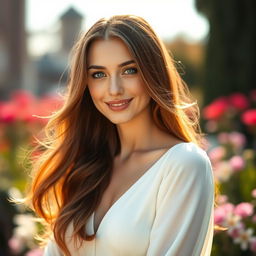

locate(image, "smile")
[[105, 98, 133, 111]]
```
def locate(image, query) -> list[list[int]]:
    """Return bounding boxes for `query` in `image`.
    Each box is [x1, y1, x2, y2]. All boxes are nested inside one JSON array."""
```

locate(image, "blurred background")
[[0, 0, 255, 255]]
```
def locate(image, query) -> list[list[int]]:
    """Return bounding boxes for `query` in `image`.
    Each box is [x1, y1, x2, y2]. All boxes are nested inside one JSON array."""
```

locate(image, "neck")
[[116, 106, 162, 160]]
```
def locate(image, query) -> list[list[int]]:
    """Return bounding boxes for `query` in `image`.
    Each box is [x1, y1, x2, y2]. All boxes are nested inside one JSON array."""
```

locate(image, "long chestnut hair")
[[26, 15, 207, 255]]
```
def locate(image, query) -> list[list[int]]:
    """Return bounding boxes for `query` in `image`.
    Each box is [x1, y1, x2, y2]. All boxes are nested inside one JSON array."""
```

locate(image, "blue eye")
[[91, 72, 106, 79], [123, 67, 138, 75]]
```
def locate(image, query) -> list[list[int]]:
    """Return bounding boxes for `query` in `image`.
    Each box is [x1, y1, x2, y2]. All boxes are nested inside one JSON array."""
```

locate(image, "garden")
[[0, 89, 256, 255]]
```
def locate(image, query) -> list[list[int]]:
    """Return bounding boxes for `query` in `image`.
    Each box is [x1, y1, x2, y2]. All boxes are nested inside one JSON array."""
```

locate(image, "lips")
[[105, 98, 133, 111], [106, 98, 132, 105]]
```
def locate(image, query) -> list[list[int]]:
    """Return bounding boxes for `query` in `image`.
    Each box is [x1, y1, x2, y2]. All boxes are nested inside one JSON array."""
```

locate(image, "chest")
[[93, 163, 148, 233], [93, 150, 166, 234], [86, 164, 162, 255]]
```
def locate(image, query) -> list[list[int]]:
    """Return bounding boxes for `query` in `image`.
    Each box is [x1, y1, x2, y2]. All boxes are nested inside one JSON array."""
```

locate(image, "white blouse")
[[44, 142, 214, 256]]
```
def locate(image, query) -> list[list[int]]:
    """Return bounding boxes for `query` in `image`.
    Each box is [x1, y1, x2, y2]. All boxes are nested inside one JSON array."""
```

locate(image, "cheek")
[[130, 81, 150, 100], [88, 85, 102, 102]]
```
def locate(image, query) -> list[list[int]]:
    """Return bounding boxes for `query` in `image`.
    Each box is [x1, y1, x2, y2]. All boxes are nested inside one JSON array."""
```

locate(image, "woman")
[[28, 15, 214, 255]]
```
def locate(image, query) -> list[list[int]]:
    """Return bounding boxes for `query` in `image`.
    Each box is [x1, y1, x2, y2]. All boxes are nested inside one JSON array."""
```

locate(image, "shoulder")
[[157, 142, 214, 201], [169, 142, 210, 164], [163, 142, 213, 180]]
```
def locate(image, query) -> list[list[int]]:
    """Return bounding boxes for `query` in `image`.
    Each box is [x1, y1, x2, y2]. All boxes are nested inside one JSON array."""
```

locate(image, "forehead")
[[87, 37, 134, 65]]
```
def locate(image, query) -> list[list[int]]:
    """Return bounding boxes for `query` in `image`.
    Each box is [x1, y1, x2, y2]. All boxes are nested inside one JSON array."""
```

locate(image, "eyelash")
[[91, 67, 138, 79], [123, 67, 138, 75], [91, 72, 105, 79]]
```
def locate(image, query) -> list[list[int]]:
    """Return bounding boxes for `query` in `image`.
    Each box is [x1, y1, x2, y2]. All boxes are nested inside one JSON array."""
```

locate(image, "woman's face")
[[87, 37, 151, 125]]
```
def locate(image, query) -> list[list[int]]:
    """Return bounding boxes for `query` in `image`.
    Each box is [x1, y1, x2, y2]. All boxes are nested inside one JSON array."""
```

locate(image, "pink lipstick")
[[105, 98, 133, 111]]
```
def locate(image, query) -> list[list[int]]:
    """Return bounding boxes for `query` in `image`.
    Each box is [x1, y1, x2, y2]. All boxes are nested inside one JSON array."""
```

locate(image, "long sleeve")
[[146, 144, 214, 256]]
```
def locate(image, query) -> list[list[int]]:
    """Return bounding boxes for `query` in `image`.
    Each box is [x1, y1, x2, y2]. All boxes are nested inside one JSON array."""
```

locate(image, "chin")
[[97, 107, 132, 125], [107, 116, 132, 125]]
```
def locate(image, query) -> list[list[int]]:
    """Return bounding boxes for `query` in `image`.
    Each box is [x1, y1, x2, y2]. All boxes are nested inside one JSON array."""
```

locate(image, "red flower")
[[35, 94, 63, 123], [241, 109, 256, 126], [0, 90, 39, 123], [229, 92, 249, 110], [11, 90, 36, 106], [0, 90, 64, 124], [0, 102, 17, 123], [203, 97, 229, 120], [12, 90, 39, 122]]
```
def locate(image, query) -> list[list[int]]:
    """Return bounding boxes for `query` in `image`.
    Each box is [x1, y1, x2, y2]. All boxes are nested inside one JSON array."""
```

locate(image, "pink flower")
[[228, 132, 246, 149], [214, 161, 233, 182], [241, 109, 256, 126], [205, 120, 218, 133], [223, 213, 241, 230], [8, 236, 25, 254], [234, 227, 254, 250], [214, 203, 235, 225], [26, 248, 44, 256], [217, 132, 229, 144], [229, 155, 245, 171], [252, 189, 256, 198], [227, 221, 244, 238], [222, 203, 235, 213], [234, 202, 254, 218], [229, 93, 249, 110], [216, 194, 228, 205], [214, 207, 226, 225], [208, 146, 226, 163], [203, 97, 229, 120], [250, 237, 256, 252]]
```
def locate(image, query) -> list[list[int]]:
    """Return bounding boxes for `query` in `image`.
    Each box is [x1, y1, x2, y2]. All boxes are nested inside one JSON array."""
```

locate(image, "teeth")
[[110, 102, 128, 107]]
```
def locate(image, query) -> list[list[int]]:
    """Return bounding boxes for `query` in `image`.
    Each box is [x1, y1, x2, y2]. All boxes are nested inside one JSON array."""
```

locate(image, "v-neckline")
[[92, 142, 189, 235]]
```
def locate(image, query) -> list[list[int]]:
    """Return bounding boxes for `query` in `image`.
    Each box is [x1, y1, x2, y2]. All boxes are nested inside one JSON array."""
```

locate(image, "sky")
[[26, 0, 209, 56]]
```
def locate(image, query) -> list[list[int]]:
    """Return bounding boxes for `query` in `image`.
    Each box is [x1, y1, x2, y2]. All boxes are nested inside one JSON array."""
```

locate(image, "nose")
[[108, 75, 124, 96]]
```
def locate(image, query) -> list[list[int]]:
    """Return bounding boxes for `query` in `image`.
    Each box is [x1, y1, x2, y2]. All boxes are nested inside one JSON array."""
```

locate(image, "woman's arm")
[[146, 145, 214, 256]]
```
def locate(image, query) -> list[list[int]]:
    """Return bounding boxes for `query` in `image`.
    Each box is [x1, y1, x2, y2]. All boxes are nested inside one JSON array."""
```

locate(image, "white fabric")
[[44, 142, 214, 256]]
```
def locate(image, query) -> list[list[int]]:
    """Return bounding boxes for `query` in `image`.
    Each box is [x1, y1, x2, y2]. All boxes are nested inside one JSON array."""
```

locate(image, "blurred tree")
[[165, 38, 205, 105], [196, 0, 256, 104], [165, 38, 204, 88], [0, 190, 17, 256]]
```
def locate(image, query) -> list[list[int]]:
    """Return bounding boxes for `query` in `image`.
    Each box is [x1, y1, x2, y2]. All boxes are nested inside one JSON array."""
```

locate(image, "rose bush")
[[0, 90, 62, 255], [203, 91, 256, 255]]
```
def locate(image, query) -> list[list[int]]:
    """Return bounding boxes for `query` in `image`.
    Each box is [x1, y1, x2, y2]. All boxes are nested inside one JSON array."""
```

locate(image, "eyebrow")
[[87, 60, 135, 70]]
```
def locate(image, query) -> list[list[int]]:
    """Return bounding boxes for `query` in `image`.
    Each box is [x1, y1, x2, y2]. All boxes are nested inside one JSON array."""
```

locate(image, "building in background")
[[60, 7, 84, 52], [36, 7, 84, 95], [0, 3, 84, 98], [0, 0, 26, 100]]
